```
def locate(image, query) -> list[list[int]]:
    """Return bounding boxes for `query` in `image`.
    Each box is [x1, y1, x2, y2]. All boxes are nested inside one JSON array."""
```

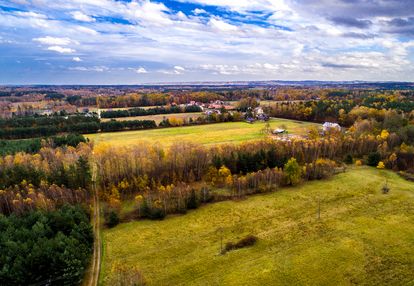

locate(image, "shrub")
[[355, 160, 363, 166], [187, 189, 199, 209], [223, 235, 258, 254], [344, 154, 353, 164], [283, 158, 301, 186], [149, 208, 166, 220], [367, 152, 381, 167], [106, 210, 120, 228], [382, 182, 390, 194]]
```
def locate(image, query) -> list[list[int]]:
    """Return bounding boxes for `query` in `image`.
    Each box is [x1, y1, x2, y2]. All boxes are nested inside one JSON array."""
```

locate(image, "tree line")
[[0, 110, 245, 139], [0, 134, 87, 155], [101, 105, 202, 118]]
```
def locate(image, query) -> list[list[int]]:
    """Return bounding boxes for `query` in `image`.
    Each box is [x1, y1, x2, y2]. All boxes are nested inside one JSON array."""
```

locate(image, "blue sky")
[[0, 0, 413, 84]]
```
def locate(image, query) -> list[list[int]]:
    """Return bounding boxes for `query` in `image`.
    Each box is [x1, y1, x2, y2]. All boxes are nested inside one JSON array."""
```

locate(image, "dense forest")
[[0, 142, 94, 284], [0, 205, 93, 285]]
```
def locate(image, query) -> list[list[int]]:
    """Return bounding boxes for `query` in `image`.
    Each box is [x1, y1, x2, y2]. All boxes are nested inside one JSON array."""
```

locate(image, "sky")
[[0, 0, 413, 84]]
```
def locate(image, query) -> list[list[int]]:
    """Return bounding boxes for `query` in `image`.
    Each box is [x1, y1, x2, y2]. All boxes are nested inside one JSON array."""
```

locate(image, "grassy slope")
[[101, 167, 414, 285], [87, 118, 318, 146]]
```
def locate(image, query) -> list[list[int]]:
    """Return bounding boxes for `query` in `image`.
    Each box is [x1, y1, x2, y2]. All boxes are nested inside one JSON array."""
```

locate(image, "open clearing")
[[101, 167, 414, 285], [101, 112, 204, 124], [87, 118, 318, 146]]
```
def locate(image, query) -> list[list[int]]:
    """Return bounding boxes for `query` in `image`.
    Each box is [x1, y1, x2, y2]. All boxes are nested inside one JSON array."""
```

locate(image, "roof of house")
[[273, 128, 286, 133], [323, 122, 340, 128]]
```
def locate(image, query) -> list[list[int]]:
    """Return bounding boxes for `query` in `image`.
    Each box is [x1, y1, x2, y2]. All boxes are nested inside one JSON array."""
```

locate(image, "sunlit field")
[[100, 112, 204, 124], [101, 167, 414, 285], [87, 118, 318, 146]]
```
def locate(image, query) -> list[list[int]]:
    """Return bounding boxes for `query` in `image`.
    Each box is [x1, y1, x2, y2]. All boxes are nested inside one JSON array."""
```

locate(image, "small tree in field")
[[284, 158, 302, 186], [382, 180, 390, 194], [261, 122, 271, 134], [106, 210, 119, 228]]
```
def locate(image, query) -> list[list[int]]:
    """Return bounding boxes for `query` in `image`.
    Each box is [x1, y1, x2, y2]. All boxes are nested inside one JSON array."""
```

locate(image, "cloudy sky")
[[0, 0, 413, 84]]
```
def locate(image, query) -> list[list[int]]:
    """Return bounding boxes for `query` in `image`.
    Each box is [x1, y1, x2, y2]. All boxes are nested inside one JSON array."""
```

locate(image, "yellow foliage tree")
[[380, 129, 389, 140], [377, 161, 385, 169], [108, 185, 121, 209]]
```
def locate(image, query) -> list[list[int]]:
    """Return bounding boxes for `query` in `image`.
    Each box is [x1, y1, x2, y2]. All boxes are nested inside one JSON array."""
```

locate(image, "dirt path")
[[84, 163, 101, 286]]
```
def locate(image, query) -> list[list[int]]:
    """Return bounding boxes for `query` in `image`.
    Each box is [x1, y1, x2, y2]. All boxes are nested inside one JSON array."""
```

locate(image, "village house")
[[207, 100, 234, 110], [322, 122, 341, 132], [186, 101, 205, 110], [272, 128, 287, 135]]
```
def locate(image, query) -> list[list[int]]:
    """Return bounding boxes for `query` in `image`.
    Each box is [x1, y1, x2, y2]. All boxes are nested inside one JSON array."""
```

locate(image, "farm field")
[[100, 112, 204, 124], [87, 118, 318, 146], [85, 106, 166, 112], [101, 167, 414, 285]]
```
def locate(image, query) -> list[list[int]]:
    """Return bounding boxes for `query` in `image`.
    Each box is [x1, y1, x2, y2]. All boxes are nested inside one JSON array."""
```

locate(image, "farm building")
[[272, 128, 286, 134], [322, 122, 341, 132]]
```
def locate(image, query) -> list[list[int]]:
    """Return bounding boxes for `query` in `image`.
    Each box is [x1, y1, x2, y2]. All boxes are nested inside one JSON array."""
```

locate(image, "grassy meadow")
[[87, 118, 318, 146], [100, 112, 204, 124], [101, 167, 414, 285]]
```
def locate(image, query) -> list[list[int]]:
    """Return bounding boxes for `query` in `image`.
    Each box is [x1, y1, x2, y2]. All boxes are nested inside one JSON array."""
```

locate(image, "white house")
[[323, 122, 341, 132], [272, 128, 286, 134]]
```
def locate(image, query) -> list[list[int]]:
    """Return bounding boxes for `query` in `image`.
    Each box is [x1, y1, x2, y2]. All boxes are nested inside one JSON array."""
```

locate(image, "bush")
[[344, 154, 353, 164], [223, 235, 258, 254], [367, 152, 381, 167], [382, 183, 390, 194], [106, 210, 120, 228], [141, 200, 166, 220], [148, 208, 166, 220], [187, 189, 199, 209]]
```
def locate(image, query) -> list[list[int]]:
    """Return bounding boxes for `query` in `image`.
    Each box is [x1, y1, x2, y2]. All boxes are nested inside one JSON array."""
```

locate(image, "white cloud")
[[161, 66, 186, 75], [71, 11, 95, 22], [174, 66, 185, 74], [34, 36, 72, 46], [193, 8, 207, 15], [134, 67, 148, 74], [74, 26, 98, 35], [200, 63, 281, 75], [72, 57, 82, 62], [125, 0, 172, 27], [2, 0, 414, 82], [69, 66, 109, 72], [209, 18, 239, 32], [47, 46, 76, 54], [14, 11, 47, 19]]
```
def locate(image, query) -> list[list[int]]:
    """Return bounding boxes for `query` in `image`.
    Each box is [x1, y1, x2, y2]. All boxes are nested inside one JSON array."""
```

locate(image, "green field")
[[101, 167, 414, 285], [101, 112, 204, 124], [87, 118, 318, 146]]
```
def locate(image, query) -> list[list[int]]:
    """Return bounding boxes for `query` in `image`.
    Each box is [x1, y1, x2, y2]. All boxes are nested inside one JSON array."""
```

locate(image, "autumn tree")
[[284, 158, 302, 186]]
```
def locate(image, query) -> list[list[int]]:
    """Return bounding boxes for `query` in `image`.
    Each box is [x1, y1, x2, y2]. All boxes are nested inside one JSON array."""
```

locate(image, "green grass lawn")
[[101, 167, 414, 285], [87, 118, 318, 146]]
